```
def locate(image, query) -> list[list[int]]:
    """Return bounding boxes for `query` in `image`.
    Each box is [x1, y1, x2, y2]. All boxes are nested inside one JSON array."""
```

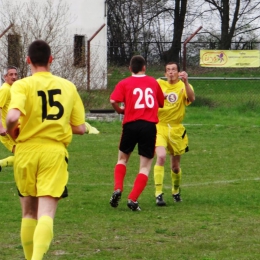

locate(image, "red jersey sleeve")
[[156, 82, 165, 108], [110, 81, 124, 102]]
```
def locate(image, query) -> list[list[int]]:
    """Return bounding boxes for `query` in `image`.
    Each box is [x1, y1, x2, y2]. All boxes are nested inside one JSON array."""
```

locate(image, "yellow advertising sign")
[[200, 50, 260, 67]]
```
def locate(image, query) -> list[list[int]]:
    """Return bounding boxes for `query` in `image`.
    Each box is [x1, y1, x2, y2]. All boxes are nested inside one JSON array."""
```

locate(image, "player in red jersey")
[[109, 55, 164, 211]]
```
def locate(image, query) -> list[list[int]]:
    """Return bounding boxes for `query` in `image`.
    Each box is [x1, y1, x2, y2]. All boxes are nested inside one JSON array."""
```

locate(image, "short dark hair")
[[165, 62, 180, 72], [28, 40, 51, 66], [130, 55, 146, 74]]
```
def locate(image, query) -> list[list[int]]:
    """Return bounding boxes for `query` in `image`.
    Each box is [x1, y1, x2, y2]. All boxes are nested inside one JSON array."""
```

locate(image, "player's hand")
[[178, 71, 188, 82], [0, 131, 7, 136], [0, 126, 7, 136], [120, 105, 125, 114], [7, 124, 20, 140]]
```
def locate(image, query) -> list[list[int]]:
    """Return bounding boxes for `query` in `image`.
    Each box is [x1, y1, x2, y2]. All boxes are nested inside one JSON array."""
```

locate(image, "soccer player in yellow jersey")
[[154, 62, 195, 206], [6, 40, 86, 260], [0, 66, 18, 170], [0, 66, 96, 174]]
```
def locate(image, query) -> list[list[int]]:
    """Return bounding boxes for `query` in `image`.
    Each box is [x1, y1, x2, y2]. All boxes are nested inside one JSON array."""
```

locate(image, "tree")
[[203, 0, 260, 49], [107, 0, 176, 64], [161, 0, 187, 63], [107, 0, 202, 64]]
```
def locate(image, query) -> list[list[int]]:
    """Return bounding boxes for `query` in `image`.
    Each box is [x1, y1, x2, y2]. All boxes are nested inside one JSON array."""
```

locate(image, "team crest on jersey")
[[167, 92, 178, 103]]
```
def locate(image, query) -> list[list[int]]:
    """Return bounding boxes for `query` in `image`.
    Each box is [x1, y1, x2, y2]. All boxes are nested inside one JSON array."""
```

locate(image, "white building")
[[0, 0, 107, 89], [66, 0, 107, 90]]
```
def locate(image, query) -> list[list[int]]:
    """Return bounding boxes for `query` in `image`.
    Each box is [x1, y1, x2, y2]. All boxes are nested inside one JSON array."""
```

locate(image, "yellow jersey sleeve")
[[0, 83, 11, 127]]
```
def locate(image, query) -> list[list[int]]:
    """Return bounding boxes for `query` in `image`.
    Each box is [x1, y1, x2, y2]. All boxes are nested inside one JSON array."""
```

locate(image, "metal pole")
[[87, 23, 106, 90], [0, 23, 14, 39], [182, 26, 202, 71]]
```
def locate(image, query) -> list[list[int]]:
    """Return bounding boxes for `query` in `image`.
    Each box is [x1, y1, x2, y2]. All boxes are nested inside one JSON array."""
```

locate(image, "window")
[[74, 35, 86, 67], [8, 34, 20, 68]]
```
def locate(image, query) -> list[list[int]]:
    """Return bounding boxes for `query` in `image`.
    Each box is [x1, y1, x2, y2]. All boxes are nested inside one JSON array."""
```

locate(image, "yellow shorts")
[[156, 123, 189, 155], [14, 140, 69, 198], [0, 134, 16, 152]]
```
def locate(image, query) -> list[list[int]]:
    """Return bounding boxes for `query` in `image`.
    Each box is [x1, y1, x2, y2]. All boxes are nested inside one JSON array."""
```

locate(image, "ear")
[[49, 55, 53, 64], [26, 56, 31, 64]]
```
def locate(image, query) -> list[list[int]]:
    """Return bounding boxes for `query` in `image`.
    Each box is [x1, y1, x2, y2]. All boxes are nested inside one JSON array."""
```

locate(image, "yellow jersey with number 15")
[[8, 71, 85, 146], [157, 78, 194, 125]]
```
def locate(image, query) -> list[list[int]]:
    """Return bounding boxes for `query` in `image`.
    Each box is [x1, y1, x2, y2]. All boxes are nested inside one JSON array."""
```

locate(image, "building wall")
[[39, 0, 108, 89], [0, 0, 107, 89], [66, 0, 106, 40], [65, 0, 107, 89]]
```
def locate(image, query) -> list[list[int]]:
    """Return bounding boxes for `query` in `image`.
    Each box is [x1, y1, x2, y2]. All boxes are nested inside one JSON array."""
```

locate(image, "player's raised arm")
[[179, 71, 195, 102]]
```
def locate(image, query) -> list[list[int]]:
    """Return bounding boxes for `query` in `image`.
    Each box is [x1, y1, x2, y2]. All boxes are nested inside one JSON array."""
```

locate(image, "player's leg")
[[0, 135, 16, 170], [19, 196, 38, 260], [110, 150, 130, 207], [14, 145, 38, 260], [115, 150, 131, 191], [170, 154, 182, 202], [31, 146, 67, 260], [169, 125, 188, 202], [110, 122, 135, 208], [31, 196, 59, 260], [127, 155, 153, 211], [153, 125, 168, 205], [18, 142, 68, 260], [127, 121, 156, 211], [154, 146, 166, 195], [0, 155, 15, 169]]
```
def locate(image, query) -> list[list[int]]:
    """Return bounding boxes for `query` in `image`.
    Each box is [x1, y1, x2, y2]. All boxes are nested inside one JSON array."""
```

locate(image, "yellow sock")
[[0, 156, 15, 167], [21, 218, 37, 260], [31, 216, 53, 260], [154, 165, 164, 197], [171, 169, 182, 194]]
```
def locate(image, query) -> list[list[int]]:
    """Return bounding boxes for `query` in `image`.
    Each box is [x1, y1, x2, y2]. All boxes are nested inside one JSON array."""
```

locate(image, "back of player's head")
[[165, 62, 180, 72], [28, 40, 51, 66], [130, 55, 146, 74]]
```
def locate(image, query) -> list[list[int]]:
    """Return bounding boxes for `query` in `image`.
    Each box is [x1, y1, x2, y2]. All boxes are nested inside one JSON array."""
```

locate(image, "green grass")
[[1, 69, 260, 259], [1, 115, 260, 259]]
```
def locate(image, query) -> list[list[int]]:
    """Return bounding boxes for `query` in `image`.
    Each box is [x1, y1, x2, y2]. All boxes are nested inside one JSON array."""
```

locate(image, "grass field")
[[0, 109, 260, 259], [1, 69, 260, 259]]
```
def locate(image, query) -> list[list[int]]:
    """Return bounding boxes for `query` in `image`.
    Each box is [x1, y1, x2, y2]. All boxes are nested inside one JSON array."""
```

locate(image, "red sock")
[[114, 164, 126, 191], [128, 173, 148, 202]]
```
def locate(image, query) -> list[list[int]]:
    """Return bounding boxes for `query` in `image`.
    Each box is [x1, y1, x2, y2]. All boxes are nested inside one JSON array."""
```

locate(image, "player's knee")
[[23, 208, 38, 219], [172, 167, 180, 174], [156, 155, 166, 165]]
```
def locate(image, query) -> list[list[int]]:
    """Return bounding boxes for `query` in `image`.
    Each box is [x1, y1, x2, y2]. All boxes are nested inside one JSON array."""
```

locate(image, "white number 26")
[[133, 87, 154, 109]]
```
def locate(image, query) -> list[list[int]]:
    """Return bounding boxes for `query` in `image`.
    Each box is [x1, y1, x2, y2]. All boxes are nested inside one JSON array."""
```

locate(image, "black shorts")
[[119, 120, 157, 159]]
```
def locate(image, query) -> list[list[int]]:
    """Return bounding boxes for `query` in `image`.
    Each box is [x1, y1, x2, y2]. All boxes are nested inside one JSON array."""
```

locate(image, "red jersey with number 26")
[[110, 75, 164, 124]]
